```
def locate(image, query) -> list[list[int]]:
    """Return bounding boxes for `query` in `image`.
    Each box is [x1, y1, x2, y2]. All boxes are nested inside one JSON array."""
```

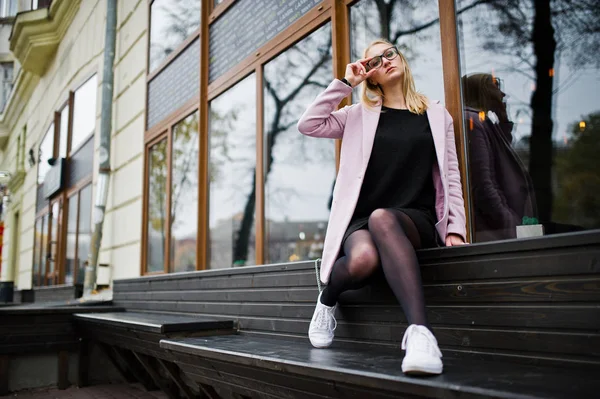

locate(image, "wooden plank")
[[111, 300, 599, 330], [161, 335, 600, 399], [73, 311, 233, 333], [57, 350, 69, 390], [114, 276, 600, 304], [175, 354, 409, 399]]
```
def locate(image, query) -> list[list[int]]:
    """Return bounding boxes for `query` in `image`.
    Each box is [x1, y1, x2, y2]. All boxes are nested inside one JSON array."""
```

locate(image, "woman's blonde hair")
[[360, 39, 428, 114]]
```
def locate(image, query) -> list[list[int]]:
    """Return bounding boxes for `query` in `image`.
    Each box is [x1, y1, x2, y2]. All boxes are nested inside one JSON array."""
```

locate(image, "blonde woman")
[[297, 39, 466, 375]]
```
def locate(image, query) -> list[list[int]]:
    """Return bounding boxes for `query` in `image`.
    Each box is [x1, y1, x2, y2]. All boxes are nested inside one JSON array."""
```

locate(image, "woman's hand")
[[344, 59, 377, 88], [445, 233, 466, 246]]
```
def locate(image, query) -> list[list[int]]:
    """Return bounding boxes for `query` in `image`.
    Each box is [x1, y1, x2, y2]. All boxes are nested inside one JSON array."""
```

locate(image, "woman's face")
[[365, 43, 404, 86]]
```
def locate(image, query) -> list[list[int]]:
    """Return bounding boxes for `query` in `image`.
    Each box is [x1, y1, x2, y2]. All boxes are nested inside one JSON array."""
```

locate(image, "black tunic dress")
[[341, 106, 438, 249]]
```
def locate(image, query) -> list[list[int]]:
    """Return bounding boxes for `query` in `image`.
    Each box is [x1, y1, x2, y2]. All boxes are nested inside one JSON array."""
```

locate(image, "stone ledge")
[[9, 0, 82, 76]]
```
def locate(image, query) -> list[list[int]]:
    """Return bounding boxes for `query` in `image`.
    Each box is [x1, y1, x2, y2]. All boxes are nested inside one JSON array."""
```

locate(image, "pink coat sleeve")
[[444, 109, 468, 241], [297, 79, 354, 139]]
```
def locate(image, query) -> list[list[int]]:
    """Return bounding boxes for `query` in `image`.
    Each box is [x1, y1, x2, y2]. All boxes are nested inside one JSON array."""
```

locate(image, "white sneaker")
[[401, 324, 443, 375], [308, 293, 337, 348]]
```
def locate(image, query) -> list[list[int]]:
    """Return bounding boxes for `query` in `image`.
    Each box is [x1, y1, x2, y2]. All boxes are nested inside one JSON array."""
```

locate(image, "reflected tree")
[[231, 29, 333, 265], [150, 0, 201, 69], [554, 111, 600, 228], [459, 0, 600, 222]]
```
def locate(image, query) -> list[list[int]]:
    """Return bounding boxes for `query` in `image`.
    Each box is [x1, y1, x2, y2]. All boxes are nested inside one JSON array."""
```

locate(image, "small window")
[[0, 0, 17, 18]]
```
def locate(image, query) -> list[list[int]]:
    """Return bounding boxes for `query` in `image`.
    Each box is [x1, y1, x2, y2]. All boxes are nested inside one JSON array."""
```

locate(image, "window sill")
[[9, 0, 81, 76]]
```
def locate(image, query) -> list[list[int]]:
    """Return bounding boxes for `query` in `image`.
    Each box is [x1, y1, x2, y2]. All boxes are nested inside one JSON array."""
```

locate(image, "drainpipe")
[[83, 0, 117, 298]]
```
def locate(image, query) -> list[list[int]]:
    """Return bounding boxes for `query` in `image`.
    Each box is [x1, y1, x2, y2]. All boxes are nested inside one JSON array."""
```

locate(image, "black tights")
[[320, 208, 429, 327]]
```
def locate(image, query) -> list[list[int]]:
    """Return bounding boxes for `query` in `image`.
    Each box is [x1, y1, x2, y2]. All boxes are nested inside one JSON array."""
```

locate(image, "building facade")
[[0, 0, 598, 300]]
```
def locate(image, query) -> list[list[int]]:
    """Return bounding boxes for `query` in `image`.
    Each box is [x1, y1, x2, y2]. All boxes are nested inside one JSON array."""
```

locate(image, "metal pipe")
[[83, 0, 117, 298]]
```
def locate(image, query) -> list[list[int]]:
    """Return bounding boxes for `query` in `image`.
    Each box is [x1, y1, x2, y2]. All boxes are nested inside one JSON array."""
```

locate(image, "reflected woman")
[[462, 73, 537, 242], [297, 39, 466, 375]]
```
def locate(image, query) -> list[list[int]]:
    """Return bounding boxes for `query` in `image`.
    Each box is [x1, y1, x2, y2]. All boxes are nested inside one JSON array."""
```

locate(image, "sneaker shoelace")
[[401, 325, 442, 357], [314, 306, 337, 332]]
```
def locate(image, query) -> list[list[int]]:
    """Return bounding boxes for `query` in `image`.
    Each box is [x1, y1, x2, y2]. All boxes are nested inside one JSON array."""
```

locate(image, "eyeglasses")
[[493, 77, 503, 91], [366, 47, 400, 71]]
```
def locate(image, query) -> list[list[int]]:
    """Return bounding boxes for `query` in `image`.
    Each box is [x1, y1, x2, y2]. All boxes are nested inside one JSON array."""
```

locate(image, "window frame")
[[141, 0, 474, 275]]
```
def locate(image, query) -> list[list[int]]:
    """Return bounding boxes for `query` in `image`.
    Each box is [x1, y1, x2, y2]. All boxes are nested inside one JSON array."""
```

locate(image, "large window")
[[145, 111, 199, 274], [71, 75, 97, 154], [209, 74, 256, 269], [263, 23, 335, 264], [457, 0, 600, 242], [149, 0, 201, 73]]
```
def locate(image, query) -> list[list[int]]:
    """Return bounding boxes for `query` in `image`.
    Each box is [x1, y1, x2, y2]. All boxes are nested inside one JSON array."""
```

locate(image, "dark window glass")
[[147, 139, 168, 273], [209, 74, 256, 269], [149, 0, 201, 72], [72, 75, 97, 154], [263, 23, 335, 264], [457, 0, 600, 242], [170, 112, 199, 273]]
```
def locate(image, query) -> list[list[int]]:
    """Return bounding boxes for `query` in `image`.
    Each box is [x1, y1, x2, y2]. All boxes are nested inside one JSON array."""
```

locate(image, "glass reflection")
[[149, 0, 201, 72], [72, 75, 97, 153], [147, 139, 168, 273], [263, 24, 335, 264], [457, 0, 600, 241], [77, 185, 92, 285], [65, 193, 78, 285], [350, 0, 444, 103], [209, 75, 256, 269], [170, 112, 199, 273]]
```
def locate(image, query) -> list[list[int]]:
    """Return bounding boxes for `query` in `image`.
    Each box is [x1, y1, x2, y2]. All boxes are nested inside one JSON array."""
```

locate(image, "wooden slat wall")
[[113, 232, 600, 369], [33, 285, 76, 303]]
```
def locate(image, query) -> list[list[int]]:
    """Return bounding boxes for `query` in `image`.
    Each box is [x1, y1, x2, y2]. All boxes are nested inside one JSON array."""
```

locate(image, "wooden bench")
[[0, 304, 120, 395], [112, 231, 600, 398], [160, 334, 600, 399], [74, 311, 236, 398]]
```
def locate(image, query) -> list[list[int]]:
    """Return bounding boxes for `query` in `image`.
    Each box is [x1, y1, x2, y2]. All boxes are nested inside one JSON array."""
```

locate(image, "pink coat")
[[297, 79, 467, 284]]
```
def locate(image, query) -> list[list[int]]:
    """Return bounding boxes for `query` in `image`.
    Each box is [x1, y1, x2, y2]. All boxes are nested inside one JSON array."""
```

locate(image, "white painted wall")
[[0, 0, 147, 290]]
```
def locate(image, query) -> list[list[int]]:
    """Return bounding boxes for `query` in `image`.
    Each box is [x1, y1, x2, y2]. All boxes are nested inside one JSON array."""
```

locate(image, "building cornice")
[[9, 0, 82, 76]]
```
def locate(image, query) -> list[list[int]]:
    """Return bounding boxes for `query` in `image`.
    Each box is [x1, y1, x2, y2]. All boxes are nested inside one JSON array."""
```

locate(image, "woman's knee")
[[368, 208, 405, 236], [346, 244, 379, 280]]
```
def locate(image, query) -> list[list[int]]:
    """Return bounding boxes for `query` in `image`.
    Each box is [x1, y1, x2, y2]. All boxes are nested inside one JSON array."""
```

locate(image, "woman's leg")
[[320, 230, 380, 306], [367, 208, 429, 327]]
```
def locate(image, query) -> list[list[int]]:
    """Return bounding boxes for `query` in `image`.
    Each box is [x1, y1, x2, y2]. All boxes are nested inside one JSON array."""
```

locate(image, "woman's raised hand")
[[344, 58, 377, 88]]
